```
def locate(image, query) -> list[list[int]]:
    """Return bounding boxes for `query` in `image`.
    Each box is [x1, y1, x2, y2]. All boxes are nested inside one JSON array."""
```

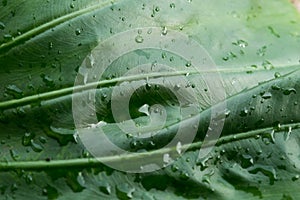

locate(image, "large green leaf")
[[0, 0, 300, 199]]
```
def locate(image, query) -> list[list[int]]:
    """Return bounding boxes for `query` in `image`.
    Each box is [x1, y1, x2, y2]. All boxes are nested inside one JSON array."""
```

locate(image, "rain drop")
[[176, 142, 182, 154], [171, 164, 179, 172], [3, 34, 12, 40], [75, 28, 81, 35], [70, 2, 75, 8], [241, 154, 254, 168], [179, 171, 190, 180], [25, 174, 33, 184], [147, 28, 152, 34], [99, 181, 111, 195], [274, 72, 281, 78], [10, 149, 19, 160], [248, 165, 277, 185], [31, 139, 43, 152], [284, 126, 292, 141], [222, 56, 229, 61], [170, 3, 175, 8], [283, 88, 296, 95], [174, 84, 181, 90], [261, 92, 272, 99], [5, 85, 23, 98], [161, 26, 168, 35], [48, 42, 53, 49], [233, 39, 248, 48], [292, 175, 299, 181], [41, 74, 54, 87], [271, 85, 281, 90], [257, 46, 267, 56], [116, 183, 135, 199], [138, 104, 150, 116], [39, 136, 47, 144], [135, 35, 144, 43], [240, 108, 248, 117], [185, 61, 192, 67], [262, 60, 274, 70], [268, 26, 280, 38], [22, 132, 34, 146], [225, 109, 231, 118]]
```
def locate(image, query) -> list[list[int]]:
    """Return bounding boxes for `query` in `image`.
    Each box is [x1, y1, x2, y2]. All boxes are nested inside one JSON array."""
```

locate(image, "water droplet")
[[240, 108, 248, 117], [0, 21, 5, 30], [99, 181, 111, 195], [171, 164, 179, 172], [262, 60, 274, 70], [42, 185, 59, 199], [75, 28, 81, 35], [135, 35, 144, 43], [3, 34, 12, 40], [283, 88, 296, 95], [22, 132, 34, 146], [261, 92, 272, 99], [25, 174, 33, 184], [70, 2, 75, 8], [271, 85, 281, 90], [268, 26, 280, 38], [5, 85, 23, 98], [176, 142, 182, 154], [222, 56, 229, 61], [274, 72, 281, 78], [147, 28, 152, 34], [179, 171, 190, 180], [138, 104, 150, 116], [202, 170, 214, 184], [174, 84, 181, 90], [170, 3, 175, 8], [284, 126, 292, 141], [116, 183, 135, 199], [255, 118, 265, 126], [161, 26, 168, 36], [49, 126, 76, 145], [31, 139, 43, 152], [145, 83, 151, 90], [41, 74, 54, 87], [248, 165, 277, 185], [256, 149, 262, 154], [225, 109, 231, 118], [185, 61, 192, 67], [233, 39, 248, 48], [154, 6, 160, 12], [257, 46, 267, 56], [77, 172, 85, 187], [48, 42, 53, 49], [241, 154, 254, 168], [292, 175, 299, 181], [10, 149, 19, 160]]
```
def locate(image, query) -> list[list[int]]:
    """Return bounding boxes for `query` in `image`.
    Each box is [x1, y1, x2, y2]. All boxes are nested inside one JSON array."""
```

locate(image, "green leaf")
[[0, 0, 300, 199]]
